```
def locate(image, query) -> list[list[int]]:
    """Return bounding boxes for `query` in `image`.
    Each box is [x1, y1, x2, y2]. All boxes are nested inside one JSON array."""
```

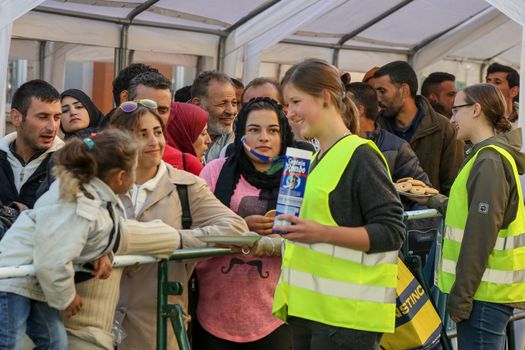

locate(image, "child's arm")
[[33, 204, 92, 310]]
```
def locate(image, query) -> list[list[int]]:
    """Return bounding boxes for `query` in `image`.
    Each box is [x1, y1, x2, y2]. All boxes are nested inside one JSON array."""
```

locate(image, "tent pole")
[[332, 48, 339, 67], [38, 41, 46, 80], [114, 0, 160, 78], [217, 37, 225, 71]]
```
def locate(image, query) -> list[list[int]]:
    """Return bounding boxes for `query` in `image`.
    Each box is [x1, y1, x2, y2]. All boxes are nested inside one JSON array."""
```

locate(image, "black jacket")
[[366, 126, 430, 184], [380, 96, 464, 195], [0, 149, 53, 209]]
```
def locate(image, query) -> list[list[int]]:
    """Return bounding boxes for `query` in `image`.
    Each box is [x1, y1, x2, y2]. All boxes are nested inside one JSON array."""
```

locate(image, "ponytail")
[[494, 114, 512, 133], [53, 129, 137, 199], [341, 94, 359, 134]]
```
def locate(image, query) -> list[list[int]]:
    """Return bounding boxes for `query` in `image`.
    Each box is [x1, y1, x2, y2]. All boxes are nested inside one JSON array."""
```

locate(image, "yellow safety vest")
[[272, 135, 398, 333], [438, 145, 525, 303]]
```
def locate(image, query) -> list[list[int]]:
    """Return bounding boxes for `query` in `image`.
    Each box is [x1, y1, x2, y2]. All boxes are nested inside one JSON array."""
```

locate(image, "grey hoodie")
[[428, 128, 525, 318]]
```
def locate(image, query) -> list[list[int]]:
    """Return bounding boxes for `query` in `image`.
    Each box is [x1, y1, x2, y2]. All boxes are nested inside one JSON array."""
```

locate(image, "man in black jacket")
[[0, 80, 64, 222], [347, 82, 437, 260], [371, 61, 463, 196], [0, 202, 19, 240], [347, 82, 430, 184]]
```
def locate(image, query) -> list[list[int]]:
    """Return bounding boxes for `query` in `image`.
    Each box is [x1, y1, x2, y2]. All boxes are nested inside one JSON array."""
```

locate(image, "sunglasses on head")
[[119, 99, 158, 113]]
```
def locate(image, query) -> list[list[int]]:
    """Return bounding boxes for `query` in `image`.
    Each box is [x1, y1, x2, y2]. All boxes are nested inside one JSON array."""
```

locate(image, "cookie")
[[396, 177, 413, 184], [407, 179, 427, 187], [265, 210, 277, 218], [425, 187, 439, 195], [410, 186, 426, 195], [395, 182, 412, 192]]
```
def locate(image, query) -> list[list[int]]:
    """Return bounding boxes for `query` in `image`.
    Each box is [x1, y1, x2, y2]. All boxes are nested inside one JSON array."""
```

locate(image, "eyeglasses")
[[119, 99, 158, 113], [451, 103, 474, 115]]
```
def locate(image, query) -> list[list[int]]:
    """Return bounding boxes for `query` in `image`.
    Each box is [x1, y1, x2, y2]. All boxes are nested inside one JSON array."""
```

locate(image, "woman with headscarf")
[[165, 102, 211, 164], [193, 97, 292, 349], [60, 89, 108, 139]]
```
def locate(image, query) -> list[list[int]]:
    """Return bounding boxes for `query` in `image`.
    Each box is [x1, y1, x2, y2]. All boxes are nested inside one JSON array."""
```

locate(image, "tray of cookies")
[[394, 177, 439, 198]]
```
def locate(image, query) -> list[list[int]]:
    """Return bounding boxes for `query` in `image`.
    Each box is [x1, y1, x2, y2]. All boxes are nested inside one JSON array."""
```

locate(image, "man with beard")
[[486, 62, 520, 126], [191, 71, 238, 162], [371, 61, 463, 195], [0, 80, 64, 221], [421, 72, 456, 118]]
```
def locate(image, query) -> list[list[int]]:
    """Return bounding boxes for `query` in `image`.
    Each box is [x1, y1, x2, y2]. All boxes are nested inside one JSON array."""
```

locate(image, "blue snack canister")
[[273, 147, 313, 234]]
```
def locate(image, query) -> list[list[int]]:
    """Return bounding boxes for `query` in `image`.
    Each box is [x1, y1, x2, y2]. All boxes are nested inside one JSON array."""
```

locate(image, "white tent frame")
[[1, 0, 525, 136]]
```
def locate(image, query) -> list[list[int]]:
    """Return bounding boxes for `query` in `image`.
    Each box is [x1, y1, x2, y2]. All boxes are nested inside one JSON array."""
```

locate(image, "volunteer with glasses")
[[109, 100, 248, 350], [422, 83, 525, 349]]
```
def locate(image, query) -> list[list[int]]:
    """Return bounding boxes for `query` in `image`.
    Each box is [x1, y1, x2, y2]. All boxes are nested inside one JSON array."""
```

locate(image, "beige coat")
[[117, 164, 248, 350]]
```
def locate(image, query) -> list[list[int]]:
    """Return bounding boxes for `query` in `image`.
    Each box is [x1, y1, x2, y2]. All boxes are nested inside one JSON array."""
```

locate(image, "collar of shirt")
[[9, 140, 45, 167], [387, 102, 425, 142], [129, 161, 167, 216]]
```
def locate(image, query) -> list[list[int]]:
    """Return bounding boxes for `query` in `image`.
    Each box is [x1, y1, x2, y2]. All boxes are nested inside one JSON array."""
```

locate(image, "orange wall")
[[92, 62, 114, 115], [91, 61, 174, 114]]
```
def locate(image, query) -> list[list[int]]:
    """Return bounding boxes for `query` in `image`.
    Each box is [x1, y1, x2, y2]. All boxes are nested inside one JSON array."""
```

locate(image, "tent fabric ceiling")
[[10, 0, 524, 69]]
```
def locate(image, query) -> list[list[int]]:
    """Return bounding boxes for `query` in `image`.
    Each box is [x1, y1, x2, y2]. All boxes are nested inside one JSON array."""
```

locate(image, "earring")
[[323, 102, 328, 108]]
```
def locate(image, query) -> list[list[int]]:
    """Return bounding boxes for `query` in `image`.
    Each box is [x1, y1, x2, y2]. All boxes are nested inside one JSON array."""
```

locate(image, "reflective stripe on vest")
[[438, 144, 525, 303], [441, 259, 525, 285], [293, 241, 396, 266], [282, 266, 397, 303], [445, 226, 525, 251], [272, 135, 398, 333]]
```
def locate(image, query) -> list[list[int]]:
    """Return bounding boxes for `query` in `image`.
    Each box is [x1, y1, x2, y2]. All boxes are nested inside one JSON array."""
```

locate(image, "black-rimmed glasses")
[[451, 103, 474, 115]]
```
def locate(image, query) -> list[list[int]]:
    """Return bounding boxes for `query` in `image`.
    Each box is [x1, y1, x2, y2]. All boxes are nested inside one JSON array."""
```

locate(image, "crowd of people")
[[0, 56, 522, 350]]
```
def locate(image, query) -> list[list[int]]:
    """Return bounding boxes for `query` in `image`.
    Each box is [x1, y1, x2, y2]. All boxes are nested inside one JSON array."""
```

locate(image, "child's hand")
[[66, 293, 83, 318], [92, 254, 112, 280]]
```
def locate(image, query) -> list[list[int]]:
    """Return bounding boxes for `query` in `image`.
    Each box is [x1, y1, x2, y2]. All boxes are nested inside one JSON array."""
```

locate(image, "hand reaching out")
[[92, 254, 112, 280]]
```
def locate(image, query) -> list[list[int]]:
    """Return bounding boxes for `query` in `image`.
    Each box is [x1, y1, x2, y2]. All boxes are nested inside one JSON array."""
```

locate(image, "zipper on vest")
[[19, 167, 25, 184]]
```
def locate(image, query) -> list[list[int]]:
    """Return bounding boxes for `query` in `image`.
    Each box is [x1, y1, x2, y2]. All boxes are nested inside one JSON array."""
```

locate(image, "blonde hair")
[[463, 83, 512, 133], [281, 58, 359, 134]]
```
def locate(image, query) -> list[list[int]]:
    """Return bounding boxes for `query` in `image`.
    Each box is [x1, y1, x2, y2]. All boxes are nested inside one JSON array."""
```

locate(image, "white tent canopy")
[[1, 0, 525, 135]]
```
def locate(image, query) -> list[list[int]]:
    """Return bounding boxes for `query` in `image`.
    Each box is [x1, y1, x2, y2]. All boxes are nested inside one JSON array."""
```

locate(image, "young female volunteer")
[[424, 83, 525, 349], [272, 58, 405, 350]]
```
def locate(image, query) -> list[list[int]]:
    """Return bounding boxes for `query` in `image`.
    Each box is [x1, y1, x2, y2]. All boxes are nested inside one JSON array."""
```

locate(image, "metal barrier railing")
[[0, 247, 234, 350], [155, 247, 233, 350], [1, 210, 524, 349], [0, 248, 233, 280]]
